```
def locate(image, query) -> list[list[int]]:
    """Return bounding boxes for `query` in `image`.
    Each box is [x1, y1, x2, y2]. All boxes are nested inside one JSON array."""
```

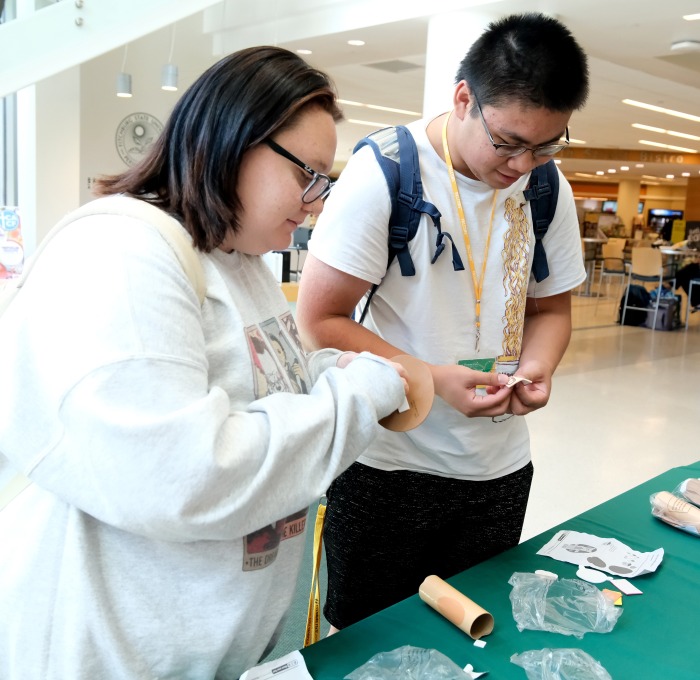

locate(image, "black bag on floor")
[[646, 296, 682, 330], [618, 285, 651, 326]]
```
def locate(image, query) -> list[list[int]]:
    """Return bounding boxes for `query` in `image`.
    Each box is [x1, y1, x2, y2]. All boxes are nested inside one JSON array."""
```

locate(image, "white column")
[[617, 179, 642, 237], [422, 11, 493, 120]]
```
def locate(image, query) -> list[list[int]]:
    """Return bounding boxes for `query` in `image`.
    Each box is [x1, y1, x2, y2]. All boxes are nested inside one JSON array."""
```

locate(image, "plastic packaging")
[[674, 478, 700, 507], [650, 490, 700, 536], [508, 572, 622, 638], [510, 648, 612, 680], [344, 646, 469, 680]]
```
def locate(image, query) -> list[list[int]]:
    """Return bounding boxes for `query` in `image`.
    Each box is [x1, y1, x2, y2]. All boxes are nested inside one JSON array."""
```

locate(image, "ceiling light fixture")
[[346, 118, 391, 128], [683, 13, 700, 21], [623, 99, 700, 123], [347, 39, 365, 46], [338, 99, 421, 117], [116, 45, 132, 98], [670, 40, 700, 51], [632, 123, 700, 141], [161, 26, 178, 92], [639, 139, 698, 153], [296, 49, 312, 55]]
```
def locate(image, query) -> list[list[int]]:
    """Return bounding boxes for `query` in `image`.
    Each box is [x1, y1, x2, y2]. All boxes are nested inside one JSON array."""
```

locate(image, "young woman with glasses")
[[0, 46, 407, 679]]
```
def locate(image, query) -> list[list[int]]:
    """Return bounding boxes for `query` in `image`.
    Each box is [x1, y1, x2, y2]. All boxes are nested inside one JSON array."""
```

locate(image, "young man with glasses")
[[297, 13, 590, 630]]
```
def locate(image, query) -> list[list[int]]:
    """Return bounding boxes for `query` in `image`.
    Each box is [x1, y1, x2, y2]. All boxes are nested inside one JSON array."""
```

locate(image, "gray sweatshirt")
[[0, 208, 404, 679]]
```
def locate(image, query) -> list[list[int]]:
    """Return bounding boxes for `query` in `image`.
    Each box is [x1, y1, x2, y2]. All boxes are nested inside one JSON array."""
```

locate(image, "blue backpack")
[[354, 125, 559, 323]]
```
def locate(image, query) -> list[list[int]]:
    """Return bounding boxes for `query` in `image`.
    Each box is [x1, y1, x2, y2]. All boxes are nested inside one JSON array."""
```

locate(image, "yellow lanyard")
[[441, 111, 498, 353]]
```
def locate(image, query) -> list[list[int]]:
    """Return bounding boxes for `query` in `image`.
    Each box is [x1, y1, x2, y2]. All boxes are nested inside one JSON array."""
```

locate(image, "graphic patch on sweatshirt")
[[242, 509, 308, 571], [246, 311, 310, 398]]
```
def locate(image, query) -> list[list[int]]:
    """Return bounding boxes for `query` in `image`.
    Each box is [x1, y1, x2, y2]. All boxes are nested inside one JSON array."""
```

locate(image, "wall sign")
[[0, 207, 23, 279], [115, 112, 164, 167]]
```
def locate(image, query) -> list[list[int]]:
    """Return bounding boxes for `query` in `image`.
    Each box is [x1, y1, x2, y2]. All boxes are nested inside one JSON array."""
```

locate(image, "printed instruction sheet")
[[537, 529, 664, 577]]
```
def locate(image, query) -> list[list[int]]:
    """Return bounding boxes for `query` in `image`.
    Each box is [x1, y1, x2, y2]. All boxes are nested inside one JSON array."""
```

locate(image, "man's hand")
[[430, 363, 512, 417]]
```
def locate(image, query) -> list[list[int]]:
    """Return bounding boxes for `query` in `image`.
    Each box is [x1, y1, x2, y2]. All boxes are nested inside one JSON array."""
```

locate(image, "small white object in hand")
[[505, 376, 532, 387]]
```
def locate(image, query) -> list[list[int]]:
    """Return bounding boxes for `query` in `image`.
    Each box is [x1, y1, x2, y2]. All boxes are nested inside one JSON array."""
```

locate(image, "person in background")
[[0, 46, 407, 679], [296, 13, 590, 630]]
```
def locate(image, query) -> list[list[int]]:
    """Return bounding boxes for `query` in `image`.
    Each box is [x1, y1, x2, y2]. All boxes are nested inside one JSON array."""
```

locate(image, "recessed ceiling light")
[[568, 137, 586, 145], [296, 49, 312, 55], [682, 172, 691, 177], [596, 171, 605, 175], [346, 118, 389, 128], [632, 123, 700, 141], [670, 40, 700, 51], [338, 99, 420, 117], [554, 159, 561, 164], [620, 166, 629, 171], [623, 99, 700, 123], [639, 139, 698, 153], [608, 169, 616, 173], [347, 39, 365, 46], [666, 174, 675, 179], [683, 13, 700, 21]]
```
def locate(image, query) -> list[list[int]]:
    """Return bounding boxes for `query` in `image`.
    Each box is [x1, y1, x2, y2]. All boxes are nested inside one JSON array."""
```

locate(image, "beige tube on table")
[[418, 575, 494, 640]]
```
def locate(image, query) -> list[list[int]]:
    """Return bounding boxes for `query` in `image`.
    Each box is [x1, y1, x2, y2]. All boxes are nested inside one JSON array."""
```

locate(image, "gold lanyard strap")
[[441, 111, 498, 352], [303, 500, 326, 647]]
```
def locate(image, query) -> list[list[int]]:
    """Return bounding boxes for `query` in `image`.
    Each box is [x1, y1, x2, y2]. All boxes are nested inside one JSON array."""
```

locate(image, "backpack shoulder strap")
[[523, 159, 559, 283], [0, 196, 207, 511], [67, 196, 206, 303], [3, 196, 205, 308], [353, 126, 463, 323]]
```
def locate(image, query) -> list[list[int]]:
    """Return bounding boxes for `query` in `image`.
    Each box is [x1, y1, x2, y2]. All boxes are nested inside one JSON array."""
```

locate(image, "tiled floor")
[[523, 289, 700, 540]]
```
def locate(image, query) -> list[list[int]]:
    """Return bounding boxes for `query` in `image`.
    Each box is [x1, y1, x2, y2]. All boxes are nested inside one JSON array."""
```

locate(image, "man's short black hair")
[[456, 13, 589, 112]]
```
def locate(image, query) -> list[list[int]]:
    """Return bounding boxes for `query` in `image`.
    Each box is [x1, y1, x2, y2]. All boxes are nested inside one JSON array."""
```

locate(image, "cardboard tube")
[[379, 354, 434, 432], [418, 575, 494, 640]]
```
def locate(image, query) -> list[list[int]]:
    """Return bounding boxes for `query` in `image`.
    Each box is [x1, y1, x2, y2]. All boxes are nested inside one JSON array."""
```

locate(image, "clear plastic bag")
[[344, 646, 469, 680], [508, 572, 622, 638], [650, 490, 700, 536], [511, 648, 612, 680], [674, 478, 700, 507]]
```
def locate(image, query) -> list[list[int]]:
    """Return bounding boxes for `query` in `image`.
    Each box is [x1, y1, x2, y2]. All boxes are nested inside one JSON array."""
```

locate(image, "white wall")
[[79, 14, 216, 206]]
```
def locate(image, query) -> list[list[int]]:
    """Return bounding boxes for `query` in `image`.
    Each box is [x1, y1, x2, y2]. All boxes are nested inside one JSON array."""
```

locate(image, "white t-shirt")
[[309, 117, 585, 480]]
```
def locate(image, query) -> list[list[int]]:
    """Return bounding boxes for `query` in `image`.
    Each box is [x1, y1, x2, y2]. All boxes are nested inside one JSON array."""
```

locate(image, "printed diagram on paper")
[[537, 530, 663, 577]]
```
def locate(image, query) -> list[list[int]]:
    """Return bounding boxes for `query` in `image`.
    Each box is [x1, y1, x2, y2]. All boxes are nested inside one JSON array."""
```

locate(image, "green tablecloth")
[[301, 461, 700, 679]]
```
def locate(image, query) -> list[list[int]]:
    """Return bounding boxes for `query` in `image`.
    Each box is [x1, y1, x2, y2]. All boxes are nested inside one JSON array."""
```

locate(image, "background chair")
[[686, 278, 700, 329], [621, 247, 676, 329], [595, 241, 629, 317]]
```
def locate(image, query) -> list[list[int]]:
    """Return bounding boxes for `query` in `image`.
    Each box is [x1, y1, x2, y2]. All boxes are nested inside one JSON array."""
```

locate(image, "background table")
[[301, 461, 700, 679]]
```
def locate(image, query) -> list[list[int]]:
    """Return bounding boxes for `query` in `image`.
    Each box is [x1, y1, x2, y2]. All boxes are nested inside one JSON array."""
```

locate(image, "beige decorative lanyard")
[[441, 111, 498, 353]]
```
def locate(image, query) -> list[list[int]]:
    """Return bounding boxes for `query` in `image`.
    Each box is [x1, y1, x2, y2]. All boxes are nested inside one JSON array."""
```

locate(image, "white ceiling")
[[203, 0, 700, 189]]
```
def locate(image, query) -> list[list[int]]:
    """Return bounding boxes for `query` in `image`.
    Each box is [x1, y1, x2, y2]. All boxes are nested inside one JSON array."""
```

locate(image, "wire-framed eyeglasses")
[[264, 139, 334, 203], [473, 95, 570, 158]]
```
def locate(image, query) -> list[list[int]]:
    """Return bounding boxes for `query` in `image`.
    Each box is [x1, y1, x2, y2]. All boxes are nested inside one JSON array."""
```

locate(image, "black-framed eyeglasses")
[[264, 139, 334, 204], [473, 95, 570, 158]]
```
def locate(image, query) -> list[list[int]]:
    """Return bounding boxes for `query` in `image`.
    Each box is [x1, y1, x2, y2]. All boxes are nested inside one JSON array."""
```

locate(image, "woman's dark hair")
[[456, 13, 589, 114], [94, 46, 342, 252]]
